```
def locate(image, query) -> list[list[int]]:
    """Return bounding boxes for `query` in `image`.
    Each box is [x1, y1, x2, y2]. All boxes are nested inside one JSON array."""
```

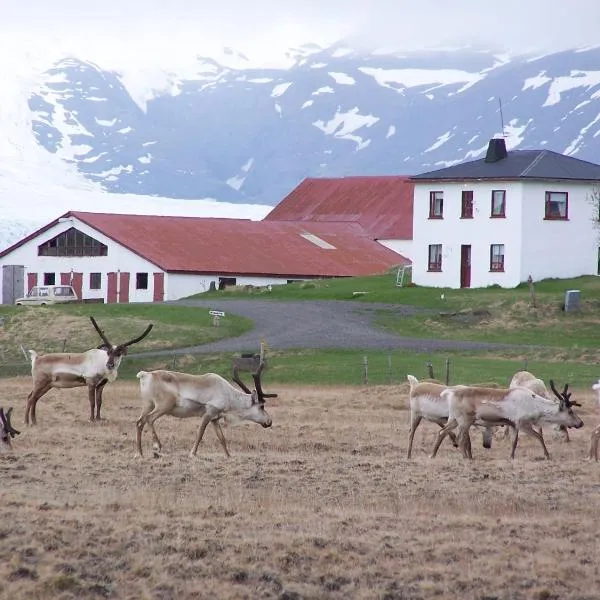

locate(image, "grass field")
[[1, 379, 600, 599]]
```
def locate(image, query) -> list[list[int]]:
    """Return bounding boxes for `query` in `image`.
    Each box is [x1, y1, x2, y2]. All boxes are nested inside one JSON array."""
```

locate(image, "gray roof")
[[412, 149, 600, 181]]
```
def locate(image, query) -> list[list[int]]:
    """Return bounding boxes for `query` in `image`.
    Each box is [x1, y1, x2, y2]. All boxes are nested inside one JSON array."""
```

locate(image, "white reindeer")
[[406, 375, 494, 458], [509, 370, 570, 442], [0, 407, 20, 450], [135, 359, 277, 458], [587, 380, 600, 460], [25, 316, 153, 425], [434, 380, 583, 460]]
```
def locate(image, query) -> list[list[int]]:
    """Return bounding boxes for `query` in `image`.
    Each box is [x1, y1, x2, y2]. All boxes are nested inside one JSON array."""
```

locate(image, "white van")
[[15, 285, 79, 306]]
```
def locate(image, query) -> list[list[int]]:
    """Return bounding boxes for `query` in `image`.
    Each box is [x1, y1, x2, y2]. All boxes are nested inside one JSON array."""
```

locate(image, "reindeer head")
[[550, 380, 584, 429], [0, 407, 20, 449], [90, 316, 154, 370]]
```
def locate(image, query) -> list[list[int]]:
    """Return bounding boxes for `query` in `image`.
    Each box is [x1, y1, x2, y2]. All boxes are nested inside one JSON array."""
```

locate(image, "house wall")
[[0, 218, 165, 304], [520, 181, 598, 281], [412, 181, 524, 288], [377, 239, 413, 262]]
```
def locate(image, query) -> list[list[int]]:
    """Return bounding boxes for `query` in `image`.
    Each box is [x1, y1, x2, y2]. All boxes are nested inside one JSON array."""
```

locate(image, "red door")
[[60, 272, 71, 285], [153, 273, 164, 302], [71, 272, 83, 300], [27, 272, 38, 292], [107, 272, 117, 303], [119, 272, 130, 303], [460, 245, 471, 288]]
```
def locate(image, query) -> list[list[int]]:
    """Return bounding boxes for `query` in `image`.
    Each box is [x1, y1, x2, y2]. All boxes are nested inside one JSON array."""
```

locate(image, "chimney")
[[484, 138, 508, 163]]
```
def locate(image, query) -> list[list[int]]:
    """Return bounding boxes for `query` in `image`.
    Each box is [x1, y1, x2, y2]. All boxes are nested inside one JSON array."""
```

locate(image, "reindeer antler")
[[252, 358, 278, 401], [550, 379, 578, 408], [119, 324, 154, 349], [90, 316, 112, 347]]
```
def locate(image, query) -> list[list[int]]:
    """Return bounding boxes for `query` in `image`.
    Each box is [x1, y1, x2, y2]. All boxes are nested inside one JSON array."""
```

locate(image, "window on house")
[[38, 227, 108, 257], [43, 272, 56, 285], [491, 190, 506, 217], [545, 191, 568, 220], [136, 273, 148, 290], [490, 244, 505, 272], [461, 191, 473, 218], [89, 273, 101, 290], [429, 191, 443, 218], [428, 244, 443, 271]]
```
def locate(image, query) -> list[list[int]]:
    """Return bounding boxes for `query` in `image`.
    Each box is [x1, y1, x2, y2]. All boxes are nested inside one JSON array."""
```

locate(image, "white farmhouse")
[[0, 211, 406, 304], [411, 138, 600, 288]]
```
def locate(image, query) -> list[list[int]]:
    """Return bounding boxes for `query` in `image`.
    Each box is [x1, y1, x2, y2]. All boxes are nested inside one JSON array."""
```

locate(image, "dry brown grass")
[[2, 380, 600, 599]]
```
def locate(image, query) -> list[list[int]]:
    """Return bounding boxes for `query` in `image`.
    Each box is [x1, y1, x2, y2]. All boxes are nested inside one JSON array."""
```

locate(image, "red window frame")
[[461, 190, 473, 219], [490, 244, 505, 272], [491, 190, 506, 218], [544, 191, 568, 220], [429, 191, 443, 219], [428, 244, 443, 272]]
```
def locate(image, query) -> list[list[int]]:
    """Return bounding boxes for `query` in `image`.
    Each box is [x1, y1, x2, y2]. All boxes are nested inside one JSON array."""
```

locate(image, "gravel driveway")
[[138, 299, 516, 356]]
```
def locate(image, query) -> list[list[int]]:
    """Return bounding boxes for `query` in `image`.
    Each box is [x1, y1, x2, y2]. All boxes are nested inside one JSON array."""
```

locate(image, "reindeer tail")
[[407, 374, 419, 390]]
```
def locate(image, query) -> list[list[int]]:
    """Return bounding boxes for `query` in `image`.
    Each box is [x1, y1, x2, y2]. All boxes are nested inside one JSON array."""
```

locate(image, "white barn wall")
[[413, 181, 524, 288], [377, 239, 413, 262], [167, 273, 308, 300], [520, 181, 598, 281]]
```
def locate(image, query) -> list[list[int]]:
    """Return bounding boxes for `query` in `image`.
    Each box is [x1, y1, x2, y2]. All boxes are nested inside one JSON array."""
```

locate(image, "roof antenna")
[[498, 97, 506, 138]]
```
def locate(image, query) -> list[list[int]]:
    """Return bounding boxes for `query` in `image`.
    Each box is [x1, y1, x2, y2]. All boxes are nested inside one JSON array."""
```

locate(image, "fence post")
[[363, 356, 368, 385], [387, 354, 392, 384], [172, 354, 178, 370], [62, 338, 67, 352], [445, 357, 451, 386], [427, 360, 435, 380]]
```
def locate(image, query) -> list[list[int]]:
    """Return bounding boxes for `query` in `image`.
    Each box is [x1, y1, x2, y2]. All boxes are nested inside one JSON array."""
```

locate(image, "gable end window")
[[461, 191, 473, 219], [545, 191, 568, 220], [429, 191, 443, 219], [428, 244, 443, 272], [491, 190, 506, 218], [38, 227, 108, 257], [490, 244, 505, 272]]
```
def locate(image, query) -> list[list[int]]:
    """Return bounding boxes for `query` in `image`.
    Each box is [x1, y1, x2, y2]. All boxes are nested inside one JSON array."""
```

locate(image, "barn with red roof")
[[0, 176, 413, 303]]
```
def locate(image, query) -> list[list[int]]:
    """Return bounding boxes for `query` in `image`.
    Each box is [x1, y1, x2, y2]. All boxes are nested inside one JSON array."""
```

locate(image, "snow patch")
[[328, 72, 356, 85], [542, 71, 600, 107], [424, 131, 453, 153], [313, 107, 379, 150], [312, 86, 334, 96], [271, 82, 292, 97]]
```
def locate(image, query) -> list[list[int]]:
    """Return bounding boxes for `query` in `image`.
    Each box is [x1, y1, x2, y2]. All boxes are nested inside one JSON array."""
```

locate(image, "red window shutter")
[[119, 272, 130, 303], [107, 272, 118, 303]]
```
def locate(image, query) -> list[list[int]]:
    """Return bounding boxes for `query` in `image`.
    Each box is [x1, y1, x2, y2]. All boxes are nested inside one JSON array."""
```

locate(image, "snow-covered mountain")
[[2, 40, 600, 249]]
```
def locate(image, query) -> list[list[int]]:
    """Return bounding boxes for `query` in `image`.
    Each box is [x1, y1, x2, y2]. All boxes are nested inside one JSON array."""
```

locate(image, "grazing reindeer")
[[406, 375, 495, 458], [25, 316, 153, 425], [588, 380, 600, 460], [0, 408, 20, 449], [509, 370, 570, 442], [435, 380, 583, 460], [135, 358, 275, 458], [231, 339, 276, 394]]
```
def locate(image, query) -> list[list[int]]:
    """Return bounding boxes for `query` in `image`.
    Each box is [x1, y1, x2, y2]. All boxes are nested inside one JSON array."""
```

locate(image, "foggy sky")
[[3, 0, 599, 59]]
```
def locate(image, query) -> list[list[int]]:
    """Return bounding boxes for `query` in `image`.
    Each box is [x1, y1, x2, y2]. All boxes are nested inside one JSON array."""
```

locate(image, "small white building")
[[411, 138, 600, 288], [0, 211, 406, 304]]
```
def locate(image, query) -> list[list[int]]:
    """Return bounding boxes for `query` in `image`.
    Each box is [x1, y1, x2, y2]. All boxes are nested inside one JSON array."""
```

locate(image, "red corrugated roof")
[[44, 212, 407, 277], [265, 176, 413, 240]]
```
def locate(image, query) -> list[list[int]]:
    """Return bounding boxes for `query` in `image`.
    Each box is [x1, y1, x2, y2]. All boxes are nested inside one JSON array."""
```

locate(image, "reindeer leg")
[[589, 426, 600, 461], [25, 383, 52, 426], [95, 379, 108, 420], [520, 423, 551, 460], [212, 421, 231, 457], [431, 417, 457, 458], [406, 414, 422, 459], [87, 384, 96, 421], [509, 427, 520, 459], [190, 414, 213, 457], [135, 402, 165, 457]]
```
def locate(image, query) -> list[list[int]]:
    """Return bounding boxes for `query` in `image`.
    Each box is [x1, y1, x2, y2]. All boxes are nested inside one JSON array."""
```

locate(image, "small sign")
[[209, 310, 225, 317]]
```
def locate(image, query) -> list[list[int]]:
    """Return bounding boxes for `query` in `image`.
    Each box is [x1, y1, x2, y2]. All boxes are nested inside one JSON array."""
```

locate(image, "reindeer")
[[509, 370, 570, 442], [25, 316, 153, 425], [406, 375, 495, 458], [587, 380, 600, 460], [434, 380, 583, 460], [135, 358, 276, 458], [0, 408, 20, 449], [231, 338, 276, 396]]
